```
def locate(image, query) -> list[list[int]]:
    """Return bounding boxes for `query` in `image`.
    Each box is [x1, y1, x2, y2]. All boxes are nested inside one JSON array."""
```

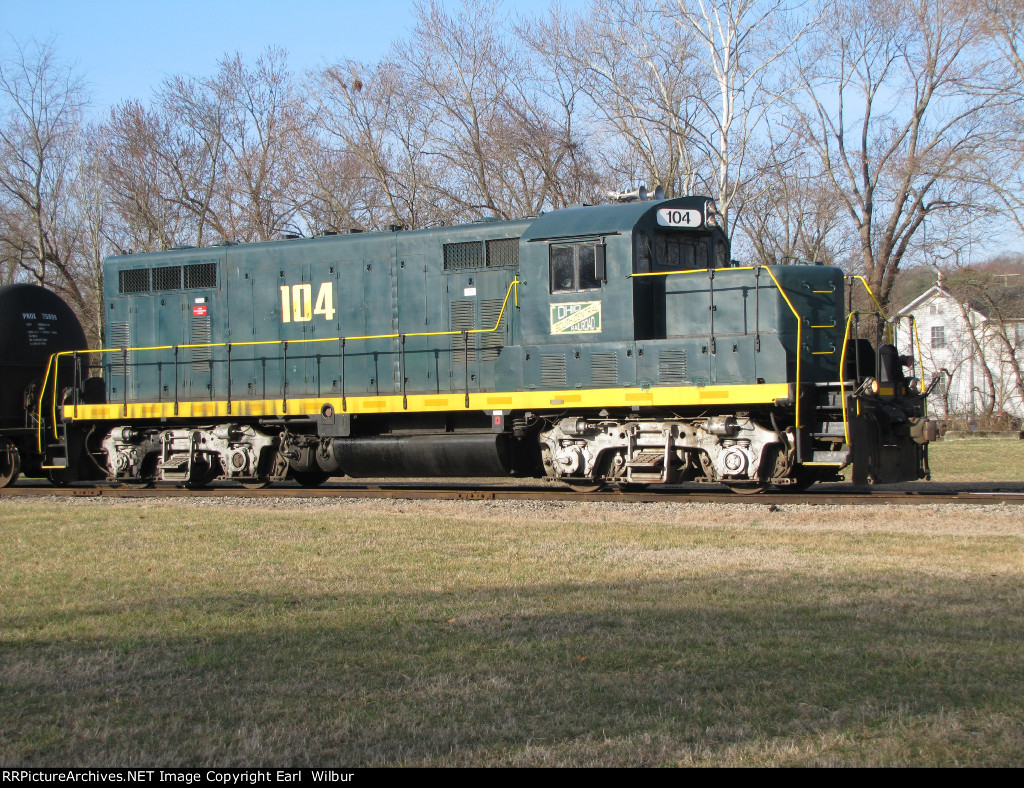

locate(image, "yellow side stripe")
[[64, 383, 792, 422]]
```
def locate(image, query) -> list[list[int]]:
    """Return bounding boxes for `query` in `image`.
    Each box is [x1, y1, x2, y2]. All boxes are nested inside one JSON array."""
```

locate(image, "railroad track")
[[4, 481, 1024, 505]]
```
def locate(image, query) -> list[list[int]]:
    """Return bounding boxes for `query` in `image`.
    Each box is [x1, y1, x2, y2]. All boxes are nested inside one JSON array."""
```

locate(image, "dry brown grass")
[[2, 495, 1022, 766]]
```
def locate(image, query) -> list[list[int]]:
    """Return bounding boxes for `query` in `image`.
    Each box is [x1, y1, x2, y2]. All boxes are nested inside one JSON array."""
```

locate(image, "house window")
[[931, 325, 946, 349], [550, 242, 604, 293], [929, 303, 943, 315]]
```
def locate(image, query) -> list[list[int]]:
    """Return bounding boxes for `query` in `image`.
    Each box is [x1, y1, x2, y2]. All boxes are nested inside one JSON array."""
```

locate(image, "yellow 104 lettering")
[[279, 282, 336, 323]]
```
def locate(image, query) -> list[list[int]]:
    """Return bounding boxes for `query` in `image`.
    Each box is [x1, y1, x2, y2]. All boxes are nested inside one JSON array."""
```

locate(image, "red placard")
[[192, 305, 208, 316]]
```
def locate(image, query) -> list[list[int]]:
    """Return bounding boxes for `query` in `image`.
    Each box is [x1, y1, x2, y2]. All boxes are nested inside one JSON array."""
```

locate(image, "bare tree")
[[781, 0, 1009, 307], [212, 48, 307, 241], [312, 58, 441, 229], [103, 48, 307, 250], [660, 0, 814, 234], [975, 0, 1024, 236], [399, 0, 590, 220], [103, 98, 212, 251], [0, 39, 88, 292], [527, 0, 705, 198], [735, 133, 854, 267]]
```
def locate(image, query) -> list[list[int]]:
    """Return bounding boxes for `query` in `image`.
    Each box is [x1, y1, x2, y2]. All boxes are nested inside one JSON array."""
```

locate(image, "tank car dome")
[[0, 284, 88, 427]]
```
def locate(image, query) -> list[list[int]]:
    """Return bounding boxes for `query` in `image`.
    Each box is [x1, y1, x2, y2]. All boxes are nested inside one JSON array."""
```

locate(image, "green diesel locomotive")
[[14, 195, 935, 491]]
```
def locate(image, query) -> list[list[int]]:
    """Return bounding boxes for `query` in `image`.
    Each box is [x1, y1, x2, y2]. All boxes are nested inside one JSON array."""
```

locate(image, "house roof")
[[896, 285, 989, 322]]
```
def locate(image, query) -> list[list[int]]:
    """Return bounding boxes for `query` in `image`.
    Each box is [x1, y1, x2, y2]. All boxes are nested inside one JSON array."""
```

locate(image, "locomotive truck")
[[0, 194, 936, 491]]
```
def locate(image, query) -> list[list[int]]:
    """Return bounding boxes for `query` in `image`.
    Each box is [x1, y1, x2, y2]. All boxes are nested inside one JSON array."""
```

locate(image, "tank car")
[[17, 195, 937, 491], [0, 284, 89, 487]]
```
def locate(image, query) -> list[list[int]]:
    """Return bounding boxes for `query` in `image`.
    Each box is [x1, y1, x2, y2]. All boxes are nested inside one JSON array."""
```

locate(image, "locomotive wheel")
[[724, 482, 769, 495], [290, 469, 331, 488], [0, 439, 21, 488], [565, 480, 605, 493]]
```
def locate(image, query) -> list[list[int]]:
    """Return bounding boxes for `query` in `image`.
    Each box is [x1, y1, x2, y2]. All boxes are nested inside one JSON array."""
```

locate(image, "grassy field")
[[926, 436, 1024, 482], [2, 488, 1022, 766]]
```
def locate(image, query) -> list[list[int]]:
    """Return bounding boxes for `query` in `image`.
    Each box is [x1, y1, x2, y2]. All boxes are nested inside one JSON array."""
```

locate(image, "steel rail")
[[3, 482, 1024, 507]]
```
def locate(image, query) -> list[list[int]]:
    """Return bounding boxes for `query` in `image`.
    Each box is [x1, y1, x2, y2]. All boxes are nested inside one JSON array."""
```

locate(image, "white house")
[[896, 280, 1024, 423]]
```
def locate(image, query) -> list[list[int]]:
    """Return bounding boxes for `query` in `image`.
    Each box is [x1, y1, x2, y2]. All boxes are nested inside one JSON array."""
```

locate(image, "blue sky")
[[2, 0, 589, 112]]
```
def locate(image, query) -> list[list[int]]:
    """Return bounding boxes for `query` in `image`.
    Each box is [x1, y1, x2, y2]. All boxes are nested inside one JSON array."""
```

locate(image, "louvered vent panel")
[[591, 353, 618, 386], [479, 299, 505, 362], [109, 321, 131, 376], [450, 300, 477, 361], [486, 238, 519, 267], [118, 269, 150, 294], [190, 315, 212, 373], [443, 241, 484, 270], [540, 354, 567, 387], [659, 349, 687, 384]]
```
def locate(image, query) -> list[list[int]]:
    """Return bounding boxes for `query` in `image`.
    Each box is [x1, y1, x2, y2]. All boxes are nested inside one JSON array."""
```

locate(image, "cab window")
[[655, 233, 708, 269], [550, 242, 603, 293]]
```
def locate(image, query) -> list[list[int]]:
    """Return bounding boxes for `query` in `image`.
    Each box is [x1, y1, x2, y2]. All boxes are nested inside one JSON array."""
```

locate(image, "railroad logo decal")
[[550, 301, 602, 334]]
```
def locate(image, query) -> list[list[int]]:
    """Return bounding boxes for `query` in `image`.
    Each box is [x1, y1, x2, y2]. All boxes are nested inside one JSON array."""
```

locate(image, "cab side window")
[[550, 242, 604, 293]]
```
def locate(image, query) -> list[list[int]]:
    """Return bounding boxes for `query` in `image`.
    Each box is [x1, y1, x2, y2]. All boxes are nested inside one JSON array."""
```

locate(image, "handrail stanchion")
[[708, 267, 716, 355], [122, 347, 128, 418], [463, 330, 470, 408], [401, 334, 408, 410], [282, 341, 288, 414], [73, 350, 79, 419], [754, 266, 761, 352], [226, 343, 232, 415], [173, 345, 179, 416]]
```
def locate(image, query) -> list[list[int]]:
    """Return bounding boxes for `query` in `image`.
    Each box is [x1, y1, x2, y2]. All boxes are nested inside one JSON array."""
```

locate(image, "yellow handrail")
[[38, 279, 520, 448], [849, 276, 892, 344], [838, 312, 857, 445], [630, 265, 757, 277]]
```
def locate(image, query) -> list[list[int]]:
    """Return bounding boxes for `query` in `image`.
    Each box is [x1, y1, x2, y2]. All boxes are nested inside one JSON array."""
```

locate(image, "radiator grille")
[[152, 265, 182, 290], [108, 321, 131, 376], [659, 349, 688, 384], [591, 353, 618, 386], [479, 299, 504, 362], [443, 241, 484, 270], [449, 300, 475, 361], [184, 262, 217, 289], [190, 315, 212, 374], [486, 238, 519, 267], [118, 269, 150, 294], [541, 354, 567, 387]]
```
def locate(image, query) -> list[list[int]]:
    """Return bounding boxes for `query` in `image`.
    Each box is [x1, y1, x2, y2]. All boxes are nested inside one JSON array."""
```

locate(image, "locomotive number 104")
[[279, 282, 336, 323]]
